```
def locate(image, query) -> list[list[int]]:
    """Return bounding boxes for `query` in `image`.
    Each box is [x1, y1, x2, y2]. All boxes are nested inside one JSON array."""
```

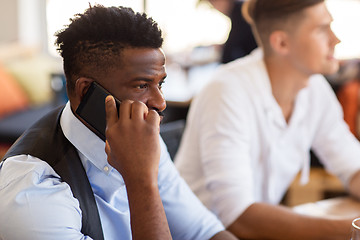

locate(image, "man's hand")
[[105, 96, 161, 185], [104, 95, 171, 240]]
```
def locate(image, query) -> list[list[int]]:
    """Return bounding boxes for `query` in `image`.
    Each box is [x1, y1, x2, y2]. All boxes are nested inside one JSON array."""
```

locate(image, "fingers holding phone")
[[105, 95, 118, 127], [105, 96, 161, 185]]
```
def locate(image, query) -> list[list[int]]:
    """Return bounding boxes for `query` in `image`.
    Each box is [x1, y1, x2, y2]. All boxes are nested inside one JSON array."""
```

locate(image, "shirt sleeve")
[[311, 77, 360, 186], [0, 155, 92, 240], [158, 137, 225, 240]]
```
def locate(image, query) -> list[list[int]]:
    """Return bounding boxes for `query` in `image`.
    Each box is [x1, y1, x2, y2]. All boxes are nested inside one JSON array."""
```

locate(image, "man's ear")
[[75, 77, 94, 100], [70, 77, 94, 112], [269, 30, 290, 56]]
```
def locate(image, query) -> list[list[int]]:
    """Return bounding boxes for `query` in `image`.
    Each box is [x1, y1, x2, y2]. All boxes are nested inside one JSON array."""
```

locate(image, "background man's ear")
[[75, 77, 94, 100], [269, 30, 290, 55]]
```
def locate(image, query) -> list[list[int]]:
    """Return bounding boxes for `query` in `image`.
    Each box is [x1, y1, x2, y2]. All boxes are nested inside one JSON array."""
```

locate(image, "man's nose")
[[147, 87, 166, 113], [331, 30, 341, 46]]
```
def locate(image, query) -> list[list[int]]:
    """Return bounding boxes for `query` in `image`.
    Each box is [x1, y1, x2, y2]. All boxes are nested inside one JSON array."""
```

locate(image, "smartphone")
[[75, 81, 120, 141]]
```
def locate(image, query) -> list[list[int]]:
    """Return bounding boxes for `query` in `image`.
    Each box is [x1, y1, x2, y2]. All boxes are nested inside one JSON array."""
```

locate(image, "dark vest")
[[1, 106, 104, 240]]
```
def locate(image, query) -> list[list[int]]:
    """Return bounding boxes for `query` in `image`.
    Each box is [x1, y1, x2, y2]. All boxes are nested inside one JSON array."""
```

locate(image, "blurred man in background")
[[176, 0, 360, 239]]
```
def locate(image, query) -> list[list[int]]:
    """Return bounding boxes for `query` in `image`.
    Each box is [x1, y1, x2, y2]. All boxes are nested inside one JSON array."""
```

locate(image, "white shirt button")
[[103, 166, 109, 172]]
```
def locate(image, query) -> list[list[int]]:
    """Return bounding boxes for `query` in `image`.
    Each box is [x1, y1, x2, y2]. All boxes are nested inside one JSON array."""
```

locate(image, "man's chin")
[[323, 61, 340, 76]]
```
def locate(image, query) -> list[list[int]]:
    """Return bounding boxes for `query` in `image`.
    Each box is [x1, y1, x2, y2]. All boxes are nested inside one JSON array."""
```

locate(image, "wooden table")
[[293, 196, 360, 219]]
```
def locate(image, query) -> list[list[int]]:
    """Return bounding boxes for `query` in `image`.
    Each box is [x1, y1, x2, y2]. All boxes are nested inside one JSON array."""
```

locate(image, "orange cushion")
[[337, 80, 360, 138], [0, 64, 29, 118]]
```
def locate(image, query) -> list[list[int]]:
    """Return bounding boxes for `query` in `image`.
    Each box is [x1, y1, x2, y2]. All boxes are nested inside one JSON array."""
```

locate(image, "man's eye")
[[136, 84, 148, 89], [159, 81, 165, 89]]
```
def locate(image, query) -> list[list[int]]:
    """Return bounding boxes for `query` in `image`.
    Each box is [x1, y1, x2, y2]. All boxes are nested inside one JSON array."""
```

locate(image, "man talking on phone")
[[0, 5, 236, 240]]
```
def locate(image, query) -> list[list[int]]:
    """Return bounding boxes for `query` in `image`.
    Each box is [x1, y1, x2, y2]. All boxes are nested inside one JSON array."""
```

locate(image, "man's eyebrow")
[[131, 75, 167, 82], [318, 22, 331, 29], [320, 17, 334, 27], [131, 78, 153, 82]]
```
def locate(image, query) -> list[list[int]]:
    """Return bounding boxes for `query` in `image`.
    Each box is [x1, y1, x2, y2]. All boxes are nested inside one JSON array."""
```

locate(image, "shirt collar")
[[252, 48, 310, 129], [250, 49, 286, 128], [60, 102, 112, 174], [249, 49, 278, 109]]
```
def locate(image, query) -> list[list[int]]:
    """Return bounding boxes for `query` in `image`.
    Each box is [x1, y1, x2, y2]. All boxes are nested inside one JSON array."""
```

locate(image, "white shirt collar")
[[251, 48, 310, 129], [59, 102, 112, 174], [249, 49, 287, 128]]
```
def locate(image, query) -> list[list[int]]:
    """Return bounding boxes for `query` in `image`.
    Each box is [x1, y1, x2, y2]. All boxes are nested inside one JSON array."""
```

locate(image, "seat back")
[[160, 119, 186, 160]]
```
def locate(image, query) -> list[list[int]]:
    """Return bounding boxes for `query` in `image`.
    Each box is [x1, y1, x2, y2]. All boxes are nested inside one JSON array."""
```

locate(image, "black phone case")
[[75, 82, 120, 141]]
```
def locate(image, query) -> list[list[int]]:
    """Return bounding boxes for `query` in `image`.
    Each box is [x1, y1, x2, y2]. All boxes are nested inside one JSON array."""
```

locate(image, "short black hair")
[[55, 5, 163, 96]]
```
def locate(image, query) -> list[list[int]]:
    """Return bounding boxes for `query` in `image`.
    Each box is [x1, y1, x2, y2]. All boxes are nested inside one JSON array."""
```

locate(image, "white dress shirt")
[[175, 48, 360, 227], [0, 102, 224, 240]]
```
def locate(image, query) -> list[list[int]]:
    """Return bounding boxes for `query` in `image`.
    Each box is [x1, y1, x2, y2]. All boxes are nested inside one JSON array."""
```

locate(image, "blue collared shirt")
[[0, 102, 224, 240]]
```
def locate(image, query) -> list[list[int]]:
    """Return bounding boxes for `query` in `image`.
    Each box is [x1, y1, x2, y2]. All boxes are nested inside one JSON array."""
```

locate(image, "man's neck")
[[264, 55, 311, 122]]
